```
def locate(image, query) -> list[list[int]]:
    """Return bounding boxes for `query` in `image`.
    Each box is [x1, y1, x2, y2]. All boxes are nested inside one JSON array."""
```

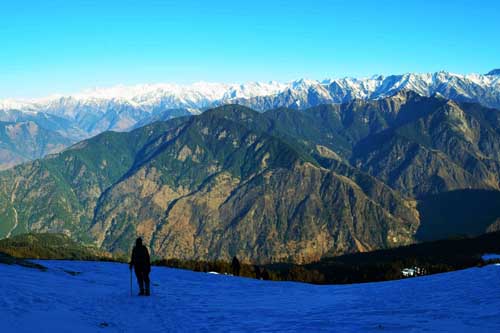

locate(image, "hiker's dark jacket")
[[130, 244, 151, 273]]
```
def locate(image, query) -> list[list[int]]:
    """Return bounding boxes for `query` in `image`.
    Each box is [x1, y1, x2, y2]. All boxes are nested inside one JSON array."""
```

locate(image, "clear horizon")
[[1, 0, 499, 99]]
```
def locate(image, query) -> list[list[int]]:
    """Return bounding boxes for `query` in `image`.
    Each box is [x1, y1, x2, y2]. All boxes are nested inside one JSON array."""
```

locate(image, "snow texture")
[[482, 254, 500, 261], [1, 260, 500, 332], [1, 71, 500, 117], [1, 71, 499, 138]]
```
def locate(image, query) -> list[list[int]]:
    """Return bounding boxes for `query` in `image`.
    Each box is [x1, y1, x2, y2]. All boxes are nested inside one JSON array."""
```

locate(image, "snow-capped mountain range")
[[0, 70, 499, 169], [0, 81, 288, 121], [1, 71, 500, 132]]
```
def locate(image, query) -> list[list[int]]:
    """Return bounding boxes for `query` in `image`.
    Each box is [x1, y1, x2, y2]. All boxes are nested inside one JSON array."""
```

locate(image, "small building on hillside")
[[402, 266, 425, 278]]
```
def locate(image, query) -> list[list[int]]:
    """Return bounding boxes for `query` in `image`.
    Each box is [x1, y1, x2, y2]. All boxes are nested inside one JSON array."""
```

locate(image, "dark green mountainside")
[[351, 99, 500, 197], [1, 93, 500, 264]]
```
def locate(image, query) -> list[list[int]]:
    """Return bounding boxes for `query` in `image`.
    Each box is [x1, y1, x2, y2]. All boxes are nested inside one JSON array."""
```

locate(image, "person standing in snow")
[[129, 237, 151, 296]]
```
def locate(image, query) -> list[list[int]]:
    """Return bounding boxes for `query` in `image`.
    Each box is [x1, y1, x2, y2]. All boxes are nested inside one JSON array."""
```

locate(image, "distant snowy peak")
[[0, 81, 289, 116], [229, 72, 500, 111], [72, 81, 288, 103]]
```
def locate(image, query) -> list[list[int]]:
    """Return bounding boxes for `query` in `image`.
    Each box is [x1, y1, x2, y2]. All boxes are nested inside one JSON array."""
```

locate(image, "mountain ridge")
[[486, 69, 500, 76], [2, 93, 500, 263], [2, 71, 500, 112], [0, 71, 499, 170], [0, 102, 427, 263]]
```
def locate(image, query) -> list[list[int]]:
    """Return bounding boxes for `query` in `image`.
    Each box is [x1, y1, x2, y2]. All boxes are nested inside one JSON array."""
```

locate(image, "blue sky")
[[0, 0, 499, 98]]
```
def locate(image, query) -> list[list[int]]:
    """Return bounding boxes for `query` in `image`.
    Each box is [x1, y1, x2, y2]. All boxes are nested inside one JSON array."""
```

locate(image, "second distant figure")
[[130, 237, 151, 296], [231, 256, 241, 276]]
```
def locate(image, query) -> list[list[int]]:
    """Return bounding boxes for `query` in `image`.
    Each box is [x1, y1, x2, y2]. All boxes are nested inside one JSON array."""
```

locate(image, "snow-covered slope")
[[1, 260, 500, 332]]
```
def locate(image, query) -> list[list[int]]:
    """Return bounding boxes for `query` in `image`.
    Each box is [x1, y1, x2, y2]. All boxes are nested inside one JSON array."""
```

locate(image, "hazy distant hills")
[[0, 120, 72, 170], [0, 70, 499, 169], [1, 92, 500, 263]]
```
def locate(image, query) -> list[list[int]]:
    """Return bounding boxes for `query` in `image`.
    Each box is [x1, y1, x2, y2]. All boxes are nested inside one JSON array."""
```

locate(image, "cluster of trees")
[[0, 233, 112, 261], [155, 232, 500, 284], [3, 231, 500, 285], [264, 232, 500, 284], [153, 258, 274, 280]]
